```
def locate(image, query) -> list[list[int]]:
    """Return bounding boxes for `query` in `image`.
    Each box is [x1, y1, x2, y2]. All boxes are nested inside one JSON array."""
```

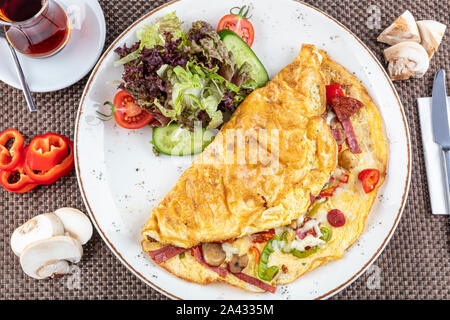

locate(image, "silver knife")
[[432, 69, 450, 213]]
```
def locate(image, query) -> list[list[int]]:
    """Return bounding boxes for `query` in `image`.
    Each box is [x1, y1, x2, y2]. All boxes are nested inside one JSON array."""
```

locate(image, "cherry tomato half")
[[217, 6, 255, 47], [113, 91, 153, 130]]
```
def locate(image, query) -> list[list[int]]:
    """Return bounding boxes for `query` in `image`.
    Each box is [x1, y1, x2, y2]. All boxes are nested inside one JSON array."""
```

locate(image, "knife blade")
[[431, 69, 450, 213]]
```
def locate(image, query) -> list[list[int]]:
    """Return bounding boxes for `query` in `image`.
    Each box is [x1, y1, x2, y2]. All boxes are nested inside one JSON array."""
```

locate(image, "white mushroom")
[[36, 260, 71, 279], [384, 41, 430, 81], [10, 213, 65, 256], [417, 20, 447, 58], [20, 236, 83, 279], [377, 10, 421, 45], [54, 207, 93, 245]]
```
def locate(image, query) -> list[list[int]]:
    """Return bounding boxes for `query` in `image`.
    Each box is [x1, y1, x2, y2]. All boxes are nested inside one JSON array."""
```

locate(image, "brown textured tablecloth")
[[0, 0, 449, 300]]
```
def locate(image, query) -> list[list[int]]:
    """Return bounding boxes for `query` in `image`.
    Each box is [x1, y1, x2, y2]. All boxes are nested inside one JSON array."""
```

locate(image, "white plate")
[[75, 0, 411, 299], [0, 0, 105, 92]]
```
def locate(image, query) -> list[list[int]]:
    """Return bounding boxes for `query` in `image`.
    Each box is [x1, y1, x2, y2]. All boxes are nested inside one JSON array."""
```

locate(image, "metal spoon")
[[0, 27, 37, 112]]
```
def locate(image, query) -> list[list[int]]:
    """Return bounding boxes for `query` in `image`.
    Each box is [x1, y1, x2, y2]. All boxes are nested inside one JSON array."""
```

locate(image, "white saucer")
[[0, 0, 106, 92]]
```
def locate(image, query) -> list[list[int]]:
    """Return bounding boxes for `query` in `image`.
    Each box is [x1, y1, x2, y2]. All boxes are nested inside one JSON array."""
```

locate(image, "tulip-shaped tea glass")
[[0, 0, 70, 58]]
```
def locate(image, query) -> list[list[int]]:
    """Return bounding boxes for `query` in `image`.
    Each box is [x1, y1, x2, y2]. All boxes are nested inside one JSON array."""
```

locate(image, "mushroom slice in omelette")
[[142, 45, 388, 294], [142, 44, 338, 249]]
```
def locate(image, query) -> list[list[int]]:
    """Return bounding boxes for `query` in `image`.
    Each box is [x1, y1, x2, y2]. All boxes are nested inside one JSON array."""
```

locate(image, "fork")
[[0, 27, 37, 112]]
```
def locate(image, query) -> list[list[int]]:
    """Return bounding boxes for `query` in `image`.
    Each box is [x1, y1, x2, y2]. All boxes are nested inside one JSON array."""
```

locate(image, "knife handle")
[[442, 149, 450, 213]]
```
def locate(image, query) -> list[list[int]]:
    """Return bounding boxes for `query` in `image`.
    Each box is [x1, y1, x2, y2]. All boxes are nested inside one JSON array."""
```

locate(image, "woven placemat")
[[0, 0, 448, 300]]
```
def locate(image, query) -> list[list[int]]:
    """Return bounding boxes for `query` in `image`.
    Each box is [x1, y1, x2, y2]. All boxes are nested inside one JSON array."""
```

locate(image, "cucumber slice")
[[152, 124, 216, 156], [218, 29, 269, 88]]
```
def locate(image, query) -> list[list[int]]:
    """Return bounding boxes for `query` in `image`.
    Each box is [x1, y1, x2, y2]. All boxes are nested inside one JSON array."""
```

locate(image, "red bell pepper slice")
[[358, 169, 380, 193], [326, 84, 345, 102], [319, 185, 338, 198], [338, 173, 349, 183], [0, 129, 25, 171], [250, 245, 261, 263], [24, 135, 74, 185], [26, 133, 69, 171], [0, 147, 38, 193], [251, 229, 275, 243]]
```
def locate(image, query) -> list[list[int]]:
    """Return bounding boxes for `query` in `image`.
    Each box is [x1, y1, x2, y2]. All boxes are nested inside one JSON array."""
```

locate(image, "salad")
[[102, 10, 268, 155]]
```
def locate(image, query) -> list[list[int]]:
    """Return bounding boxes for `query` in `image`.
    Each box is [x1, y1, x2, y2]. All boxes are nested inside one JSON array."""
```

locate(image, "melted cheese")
[[222, 243, 239, 262]]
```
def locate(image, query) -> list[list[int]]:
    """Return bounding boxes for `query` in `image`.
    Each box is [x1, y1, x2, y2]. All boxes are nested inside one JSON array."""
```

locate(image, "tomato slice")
[[112, 91, 153, 129], [217, 6, 255, 47]]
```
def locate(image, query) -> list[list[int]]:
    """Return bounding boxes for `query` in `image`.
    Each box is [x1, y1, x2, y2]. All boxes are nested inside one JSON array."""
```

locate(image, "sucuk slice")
[[148, 245, 188, 264]]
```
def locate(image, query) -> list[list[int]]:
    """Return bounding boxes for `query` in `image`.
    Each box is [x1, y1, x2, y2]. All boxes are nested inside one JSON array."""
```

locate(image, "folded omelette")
[[143, 44, 337, 248], [141, 44, 388, 294]]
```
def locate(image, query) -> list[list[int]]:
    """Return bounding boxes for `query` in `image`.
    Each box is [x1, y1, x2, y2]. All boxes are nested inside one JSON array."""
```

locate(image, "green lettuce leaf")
[[155, 62, 237, 129], [114, 12, 184, 66]]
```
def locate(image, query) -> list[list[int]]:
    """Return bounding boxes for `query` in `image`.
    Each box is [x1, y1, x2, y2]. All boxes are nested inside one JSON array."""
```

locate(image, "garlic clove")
[[417, 20, 447, 58], [377, 10, 421, 45], [383, 41, 430, 81]]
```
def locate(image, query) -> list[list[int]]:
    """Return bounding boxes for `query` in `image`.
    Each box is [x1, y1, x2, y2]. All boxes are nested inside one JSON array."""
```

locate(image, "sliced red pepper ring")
[[250, 246, 261, 263], [0, 147, 38, 193], [26, 133, 69, 171], [0, 128, 25, 171], [339, 173, 349, 183], [24, 136, 74, 185], [358, 169, 380, 193]]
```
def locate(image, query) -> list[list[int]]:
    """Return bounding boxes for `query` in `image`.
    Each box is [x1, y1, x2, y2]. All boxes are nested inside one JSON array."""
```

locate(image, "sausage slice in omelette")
[[141, 45, 387, 294]]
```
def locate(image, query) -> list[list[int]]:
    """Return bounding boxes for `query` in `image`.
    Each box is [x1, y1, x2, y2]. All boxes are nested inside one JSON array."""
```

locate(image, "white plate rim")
[[74, 0, 411, 300]]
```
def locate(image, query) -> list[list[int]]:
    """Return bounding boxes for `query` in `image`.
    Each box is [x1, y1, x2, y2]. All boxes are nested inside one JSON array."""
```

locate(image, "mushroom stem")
[[20, 236, 83, 280], [384, 41, 429, 81]]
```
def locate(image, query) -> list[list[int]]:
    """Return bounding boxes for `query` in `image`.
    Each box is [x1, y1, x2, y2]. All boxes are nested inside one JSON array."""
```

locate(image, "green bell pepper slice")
[[257, 236, 279, 281], [290, 227, 332, 259], [319, 227, 331, 242]]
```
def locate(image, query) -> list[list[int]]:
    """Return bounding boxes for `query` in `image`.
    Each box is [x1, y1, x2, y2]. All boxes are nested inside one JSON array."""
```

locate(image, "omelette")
[[141, 44, 388, 293]]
